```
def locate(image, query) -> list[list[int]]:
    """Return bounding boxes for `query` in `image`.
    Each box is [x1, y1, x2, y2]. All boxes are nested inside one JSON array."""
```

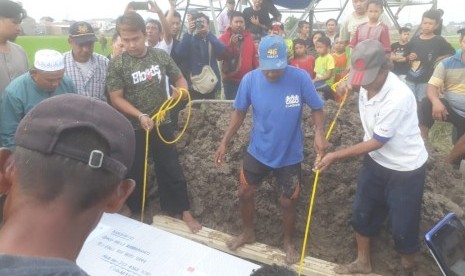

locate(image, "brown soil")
[[149, 94, 465, 276]]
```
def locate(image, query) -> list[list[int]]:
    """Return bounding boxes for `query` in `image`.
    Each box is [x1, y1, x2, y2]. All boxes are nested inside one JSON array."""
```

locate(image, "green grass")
[[443, 35, 460, 49], [15, 36, 109, 65], [429, 122, 454, 154]]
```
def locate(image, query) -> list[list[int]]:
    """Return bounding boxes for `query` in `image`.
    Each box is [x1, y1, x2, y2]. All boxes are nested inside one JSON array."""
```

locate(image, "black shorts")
[[241, 152, 301, 199], [352, 155, 426, 254]]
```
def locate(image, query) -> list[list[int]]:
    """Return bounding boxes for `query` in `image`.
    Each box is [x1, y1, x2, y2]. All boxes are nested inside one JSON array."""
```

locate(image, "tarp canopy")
[[273, 0, 313, 9]]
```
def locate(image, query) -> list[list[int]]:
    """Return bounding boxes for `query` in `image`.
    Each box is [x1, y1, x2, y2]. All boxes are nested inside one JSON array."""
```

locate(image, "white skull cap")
[[34, 49, 65, 72]]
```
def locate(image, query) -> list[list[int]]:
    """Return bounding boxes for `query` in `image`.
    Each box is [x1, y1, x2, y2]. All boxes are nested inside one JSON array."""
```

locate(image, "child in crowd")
[[290, 39, 315, 79], [332, 34, 348, 83], [308, 31, 325, 58], [297, 20, 312, 49], [404, 9, 455, 102], [313, 36, 335, 100], [390, 27, 411, 81], [325, 18, 338, 45], [349, 0, 390, 53]]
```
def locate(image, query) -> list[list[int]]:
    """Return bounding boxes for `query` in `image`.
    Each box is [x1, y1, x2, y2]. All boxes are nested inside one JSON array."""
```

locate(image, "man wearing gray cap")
[[0, 94, 135, 275], [0, 49, 76, 149], [64, 21, 109, 101], [315, 39, 427, 275]]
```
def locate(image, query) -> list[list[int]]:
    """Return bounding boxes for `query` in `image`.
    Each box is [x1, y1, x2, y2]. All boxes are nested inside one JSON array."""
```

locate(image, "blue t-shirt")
[[234, 66, 324, 168]]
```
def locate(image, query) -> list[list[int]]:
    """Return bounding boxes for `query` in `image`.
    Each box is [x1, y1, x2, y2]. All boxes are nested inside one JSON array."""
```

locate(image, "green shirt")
[[315, 53, 335, 87], [106, 48, 181, 129], [0, 72, 76, 149]]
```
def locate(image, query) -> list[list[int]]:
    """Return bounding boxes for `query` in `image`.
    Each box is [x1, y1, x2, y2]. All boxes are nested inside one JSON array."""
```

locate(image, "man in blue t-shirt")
[[214, 35, 326, 264]]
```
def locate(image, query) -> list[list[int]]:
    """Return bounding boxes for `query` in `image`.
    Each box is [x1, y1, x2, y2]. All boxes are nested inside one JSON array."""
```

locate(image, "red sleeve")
[[308, 56, 315, 79], [349, 27, 359, 48], [252, 43, 259, 69], [380, 24, 391, 53], [219, 33, 234, 60]]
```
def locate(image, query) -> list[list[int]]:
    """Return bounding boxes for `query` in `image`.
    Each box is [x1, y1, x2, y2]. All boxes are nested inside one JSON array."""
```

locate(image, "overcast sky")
[[18, 0, 462, 25]]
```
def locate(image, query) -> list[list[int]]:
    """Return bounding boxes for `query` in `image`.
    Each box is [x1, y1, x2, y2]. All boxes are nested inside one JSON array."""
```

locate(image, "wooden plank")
[[152, 215, 381, 276]]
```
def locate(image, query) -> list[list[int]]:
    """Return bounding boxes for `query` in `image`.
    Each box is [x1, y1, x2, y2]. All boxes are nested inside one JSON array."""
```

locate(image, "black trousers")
[[419, 97, 465, 140], [126, 124, 190, 215]]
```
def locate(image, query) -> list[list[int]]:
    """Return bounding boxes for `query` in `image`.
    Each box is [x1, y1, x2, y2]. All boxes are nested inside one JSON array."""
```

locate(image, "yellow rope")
[[297, 87, 349, 275], [331, 74, 349, 93], [141, 88, 191, 222]]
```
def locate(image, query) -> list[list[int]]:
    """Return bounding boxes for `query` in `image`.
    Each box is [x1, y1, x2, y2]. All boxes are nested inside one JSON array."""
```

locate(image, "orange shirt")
[[332, 52, 348, 82]]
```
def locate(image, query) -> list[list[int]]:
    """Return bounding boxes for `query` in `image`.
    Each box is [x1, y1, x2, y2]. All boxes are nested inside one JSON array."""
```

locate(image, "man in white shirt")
[[141, 0, 176, 54], [315, 40, 427, 275], [217, 0, 236, 34]]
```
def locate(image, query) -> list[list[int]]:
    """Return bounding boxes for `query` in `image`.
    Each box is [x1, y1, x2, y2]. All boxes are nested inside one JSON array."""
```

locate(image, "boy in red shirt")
[[290, 38, 315, 79]]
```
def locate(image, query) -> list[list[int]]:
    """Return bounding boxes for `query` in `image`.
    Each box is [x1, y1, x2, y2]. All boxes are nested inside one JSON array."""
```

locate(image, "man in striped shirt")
[[419, 31, 465, 165], [64, 21, 109, 101]]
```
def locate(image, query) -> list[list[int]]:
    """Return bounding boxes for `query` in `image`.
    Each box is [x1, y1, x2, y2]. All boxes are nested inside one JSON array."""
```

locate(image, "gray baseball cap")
[[349, 39, 387, 86]]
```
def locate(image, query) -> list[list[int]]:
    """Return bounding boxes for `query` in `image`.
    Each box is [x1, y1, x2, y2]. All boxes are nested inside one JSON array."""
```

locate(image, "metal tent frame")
[[174, 0, 437, 37]]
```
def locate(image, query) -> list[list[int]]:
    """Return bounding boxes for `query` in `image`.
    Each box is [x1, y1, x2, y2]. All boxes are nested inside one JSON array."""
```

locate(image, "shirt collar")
[[361, 72, 394, 104]]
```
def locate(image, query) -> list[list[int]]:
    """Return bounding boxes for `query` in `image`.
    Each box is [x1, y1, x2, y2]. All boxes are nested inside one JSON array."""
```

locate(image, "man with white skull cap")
[[0, 49, 76, 149]]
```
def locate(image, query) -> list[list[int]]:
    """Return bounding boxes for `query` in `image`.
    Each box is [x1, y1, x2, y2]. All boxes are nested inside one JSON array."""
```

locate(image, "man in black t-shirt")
[[390, 27, 411, 80], [243, 0, 271, 36]]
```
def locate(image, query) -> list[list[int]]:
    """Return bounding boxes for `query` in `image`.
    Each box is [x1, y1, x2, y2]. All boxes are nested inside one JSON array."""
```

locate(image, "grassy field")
[[15, 36, 109, 64]]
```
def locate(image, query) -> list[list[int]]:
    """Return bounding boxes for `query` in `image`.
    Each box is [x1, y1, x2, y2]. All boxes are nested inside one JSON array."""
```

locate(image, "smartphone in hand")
[[130, 1, 149, 10]]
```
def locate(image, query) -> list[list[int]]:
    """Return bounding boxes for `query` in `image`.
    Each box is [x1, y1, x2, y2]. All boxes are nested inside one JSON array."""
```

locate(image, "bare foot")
[[226, 231, 255, 251], [182, 211, 202, 233], [334, 260, 372, 274], [284, 242, 299, 264]]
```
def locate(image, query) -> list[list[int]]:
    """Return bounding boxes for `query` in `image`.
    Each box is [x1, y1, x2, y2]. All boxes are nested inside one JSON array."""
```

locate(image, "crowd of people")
[[0, 0, 464, 275]]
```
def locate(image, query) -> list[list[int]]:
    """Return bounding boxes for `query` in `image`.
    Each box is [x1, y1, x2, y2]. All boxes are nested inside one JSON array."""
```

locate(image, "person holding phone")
[[175, 12, 225, 99]]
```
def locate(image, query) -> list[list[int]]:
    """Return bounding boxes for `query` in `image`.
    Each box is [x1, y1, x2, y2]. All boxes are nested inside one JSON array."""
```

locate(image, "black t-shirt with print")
[[391, 41, 410, 75], [404, 35, 455, 83]]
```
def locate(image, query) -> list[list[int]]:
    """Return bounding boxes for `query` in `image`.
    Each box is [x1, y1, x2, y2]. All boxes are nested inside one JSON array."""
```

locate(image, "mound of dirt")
[[152, 94, 464, 276]]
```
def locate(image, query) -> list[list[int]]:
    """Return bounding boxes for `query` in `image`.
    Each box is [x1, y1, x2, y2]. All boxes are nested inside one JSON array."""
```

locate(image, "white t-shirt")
[[75, 60, 92, 77], [217, 9, 230, 34], [359, 72, 428, 171], [146, 39, 173, 54]]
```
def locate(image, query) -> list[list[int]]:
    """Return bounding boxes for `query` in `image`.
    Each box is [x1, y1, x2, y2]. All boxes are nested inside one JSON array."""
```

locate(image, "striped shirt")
[[64, 52, 109, 101], [429, 52, 465, 116]]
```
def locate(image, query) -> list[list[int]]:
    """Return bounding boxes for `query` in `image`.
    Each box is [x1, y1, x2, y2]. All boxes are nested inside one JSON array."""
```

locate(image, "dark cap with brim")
[[15, 94, 135, 179], [349, 39, 387, 86], [69, 21, 98, 44]]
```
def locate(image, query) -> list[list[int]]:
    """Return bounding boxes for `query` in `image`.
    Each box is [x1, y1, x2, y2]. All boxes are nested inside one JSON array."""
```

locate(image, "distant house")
[[20, 16, 38, 35]]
